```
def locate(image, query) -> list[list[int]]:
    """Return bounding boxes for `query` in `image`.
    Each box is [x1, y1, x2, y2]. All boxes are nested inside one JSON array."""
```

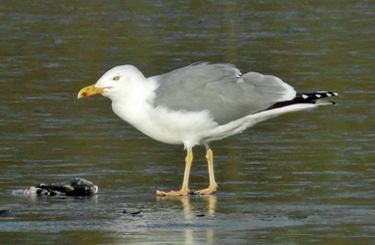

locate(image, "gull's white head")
[[77, 65, 146, 101]]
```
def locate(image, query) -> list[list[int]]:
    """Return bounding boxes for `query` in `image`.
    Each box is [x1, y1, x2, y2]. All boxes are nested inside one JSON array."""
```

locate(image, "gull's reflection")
[[156, 195, 217, 244], [200, 195, 216, 216], [156, 194, 217, 218], [156, 195, 192, 219]]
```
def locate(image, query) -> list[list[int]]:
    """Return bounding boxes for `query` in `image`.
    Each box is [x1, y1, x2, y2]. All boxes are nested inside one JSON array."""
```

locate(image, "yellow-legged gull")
[[78, 62, 338, 196]]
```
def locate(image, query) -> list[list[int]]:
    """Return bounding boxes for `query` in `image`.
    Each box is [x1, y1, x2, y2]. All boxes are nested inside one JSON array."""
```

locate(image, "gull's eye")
[[113, 76, 120, 81]]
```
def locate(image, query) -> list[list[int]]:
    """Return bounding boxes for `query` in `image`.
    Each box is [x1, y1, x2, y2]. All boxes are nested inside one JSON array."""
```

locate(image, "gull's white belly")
[[112, 102, 219, 147]]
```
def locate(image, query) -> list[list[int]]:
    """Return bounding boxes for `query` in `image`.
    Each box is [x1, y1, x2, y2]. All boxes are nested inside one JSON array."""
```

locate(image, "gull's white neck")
[[111, 77, 158, 127]]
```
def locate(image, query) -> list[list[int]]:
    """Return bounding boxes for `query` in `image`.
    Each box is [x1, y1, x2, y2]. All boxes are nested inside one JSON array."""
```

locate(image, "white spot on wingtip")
[[315, 94, 322, 98], [302, 94, 308, 99]]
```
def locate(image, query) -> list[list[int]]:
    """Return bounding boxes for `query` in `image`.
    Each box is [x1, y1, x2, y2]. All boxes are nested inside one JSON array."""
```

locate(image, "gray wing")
[[152, 62, 296, 125]]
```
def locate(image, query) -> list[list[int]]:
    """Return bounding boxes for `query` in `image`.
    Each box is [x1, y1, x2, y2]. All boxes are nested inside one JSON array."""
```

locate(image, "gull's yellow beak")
[[77, 84, 106, 99]]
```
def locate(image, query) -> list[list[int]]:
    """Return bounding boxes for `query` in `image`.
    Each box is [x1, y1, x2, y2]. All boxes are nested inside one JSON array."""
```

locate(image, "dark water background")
[[1, 1, 375, 244]]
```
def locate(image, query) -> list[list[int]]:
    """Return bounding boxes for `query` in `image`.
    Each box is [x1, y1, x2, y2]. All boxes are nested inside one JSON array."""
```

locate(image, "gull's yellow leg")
[[192, 144, 218, 195], [156, 148, 193, 196]]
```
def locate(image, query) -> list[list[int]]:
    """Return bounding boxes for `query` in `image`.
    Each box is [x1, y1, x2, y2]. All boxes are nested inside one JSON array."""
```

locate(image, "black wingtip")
[[266, 91, 338, 110]]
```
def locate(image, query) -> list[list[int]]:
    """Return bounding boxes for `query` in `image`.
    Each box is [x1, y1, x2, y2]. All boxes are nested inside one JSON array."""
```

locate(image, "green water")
[[1, 1, 374, 244]]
